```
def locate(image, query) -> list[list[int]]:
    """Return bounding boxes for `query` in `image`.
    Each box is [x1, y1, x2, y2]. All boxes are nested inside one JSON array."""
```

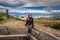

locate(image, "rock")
[[0, 26, 8, 35], [8, 27, 27, 35]]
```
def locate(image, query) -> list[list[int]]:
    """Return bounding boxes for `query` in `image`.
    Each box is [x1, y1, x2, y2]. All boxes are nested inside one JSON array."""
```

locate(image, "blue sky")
[[0, 0, 60, 18]]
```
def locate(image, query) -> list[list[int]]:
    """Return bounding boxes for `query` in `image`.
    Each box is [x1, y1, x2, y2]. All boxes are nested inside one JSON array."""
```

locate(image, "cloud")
[[0, 0, 60, 8], [0, 5, 60, 14], [0, 0, 60, 14], [0, 0, 27, 5], [0, 0, 28, 8], [0, 0, 60, 18], [27, 0, 60, 6], [9, 9, 51, 14]]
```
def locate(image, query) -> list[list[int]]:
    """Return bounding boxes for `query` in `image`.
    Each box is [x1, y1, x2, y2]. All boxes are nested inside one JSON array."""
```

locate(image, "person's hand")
[[25, 24, 26, 26], [32, 27, 34, 29]]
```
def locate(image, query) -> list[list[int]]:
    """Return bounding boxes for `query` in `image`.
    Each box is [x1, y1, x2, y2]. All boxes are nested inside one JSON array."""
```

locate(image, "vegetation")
[[6, 9, 9, 19], [35, 18, 60, 30], [0, 12, 21, 22]]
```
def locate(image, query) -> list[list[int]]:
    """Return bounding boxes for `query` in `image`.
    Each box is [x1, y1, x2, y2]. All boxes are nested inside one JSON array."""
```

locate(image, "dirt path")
[[0, 20, 60, 38], [1, 20, 25, 28]]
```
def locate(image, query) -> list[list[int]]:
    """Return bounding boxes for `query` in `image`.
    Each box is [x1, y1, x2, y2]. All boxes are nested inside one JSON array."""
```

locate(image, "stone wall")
[[0, 26, 27, 35], [32, 28, 60, 40], [0, 26, 8, 35], [0, 26, 60, 40]]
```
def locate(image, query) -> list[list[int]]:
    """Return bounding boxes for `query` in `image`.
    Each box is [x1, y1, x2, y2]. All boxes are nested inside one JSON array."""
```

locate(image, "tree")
[[6, 9, 9, 19]]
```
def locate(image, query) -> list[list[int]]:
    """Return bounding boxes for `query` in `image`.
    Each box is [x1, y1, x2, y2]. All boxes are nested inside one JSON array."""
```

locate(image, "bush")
[[0, 18, 4, 21], [50, 23, 60, 30], [35, 19, 60, 30], [44, 23, 60, 30]]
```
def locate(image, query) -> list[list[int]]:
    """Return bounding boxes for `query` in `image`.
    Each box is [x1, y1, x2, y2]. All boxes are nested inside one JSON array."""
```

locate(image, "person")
[[25, 13, 34, 34]]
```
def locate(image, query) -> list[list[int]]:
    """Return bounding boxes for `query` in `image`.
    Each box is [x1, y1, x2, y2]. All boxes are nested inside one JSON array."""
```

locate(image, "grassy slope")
[[0, 12, 22, 21], [35, 18, 60, 30]]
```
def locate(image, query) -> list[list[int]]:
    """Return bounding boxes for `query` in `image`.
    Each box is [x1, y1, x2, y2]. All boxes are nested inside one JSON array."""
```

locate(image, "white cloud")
[[0, 5, 60, 14], [9, 9, 51, 14], [27, 0, 60, 6], [51, 10, 60, 12], [0, 0, 60, 7], [0, 0, 28, 5], [34, 16, 51, 18], [0, 6, 12, 12]]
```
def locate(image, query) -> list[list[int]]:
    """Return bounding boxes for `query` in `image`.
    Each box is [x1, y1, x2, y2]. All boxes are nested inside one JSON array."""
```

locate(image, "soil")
[[0, 20, 60, 38]]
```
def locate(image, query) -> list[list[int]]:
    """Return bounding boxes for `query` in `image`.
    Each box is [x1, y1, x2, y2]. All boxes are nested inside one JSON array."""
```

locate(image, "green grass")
[[0, 12, 22, 21]]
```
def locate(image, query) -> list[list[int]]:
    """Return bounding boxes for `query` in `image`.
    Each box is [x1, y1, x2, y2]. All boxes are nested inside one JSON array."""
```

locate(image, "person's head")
[[28, 13, 32, 18]]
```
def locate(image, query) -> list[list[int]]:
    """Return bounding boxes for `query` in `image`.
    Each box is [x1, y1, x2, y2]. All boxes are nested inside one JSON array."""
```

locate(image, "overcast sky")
[[0, 0, 60, 9], [0, 0, 60, 16], [0, 0, 60, 6]]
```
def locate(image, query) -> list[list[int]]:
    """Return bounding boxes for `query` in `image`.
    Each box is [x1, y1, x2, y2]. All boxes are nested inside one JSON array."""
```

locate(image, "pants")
[[28, 28, 32, 34]]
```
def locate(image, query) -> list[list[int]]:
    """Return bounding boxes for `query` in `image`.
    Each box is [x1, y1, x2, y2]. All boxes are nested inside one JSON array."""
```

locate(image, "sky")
[[0, 0, 60, 18]]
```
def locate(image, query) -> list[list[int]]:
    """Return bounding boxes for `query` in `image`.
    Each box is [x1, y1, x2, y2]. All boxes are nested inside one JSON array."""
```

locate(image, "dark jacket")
[[25, 17, 34, 28]]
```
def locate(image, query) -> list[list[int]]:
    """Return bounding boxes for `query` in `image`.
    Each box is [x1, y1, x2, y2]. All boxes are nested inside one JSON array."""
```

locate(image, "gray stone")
[[8, 27, 27, 35], [32, 28, 60, 40], [0, 26, 8, 35]]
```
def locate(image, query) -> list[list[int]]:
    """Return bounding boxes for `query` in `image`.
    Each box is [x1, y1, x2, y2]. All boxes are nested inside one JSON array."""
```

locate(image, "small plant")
[[0, 18, 4, 21]]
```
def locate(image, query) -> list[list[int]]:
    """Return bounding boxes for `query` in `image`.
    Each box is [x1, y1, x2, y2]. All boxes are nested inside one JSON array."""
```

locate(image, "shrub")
[[0, 18, 4, 21], [44, 23, 60, 30]]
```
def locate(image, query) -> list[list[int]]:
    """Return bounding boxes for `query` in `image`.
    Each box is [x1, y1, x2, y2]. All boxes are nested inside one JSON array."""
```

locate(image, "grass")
[[0, 12, 22, 21], [35, 18, 60, 30], [0, 12, 60, 30]]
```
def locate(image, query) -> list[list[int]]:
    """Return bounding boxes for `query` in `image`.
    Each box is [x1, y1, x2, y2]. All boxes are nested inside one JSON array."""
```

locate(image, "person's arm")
[[25, 19, 28, 26]]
